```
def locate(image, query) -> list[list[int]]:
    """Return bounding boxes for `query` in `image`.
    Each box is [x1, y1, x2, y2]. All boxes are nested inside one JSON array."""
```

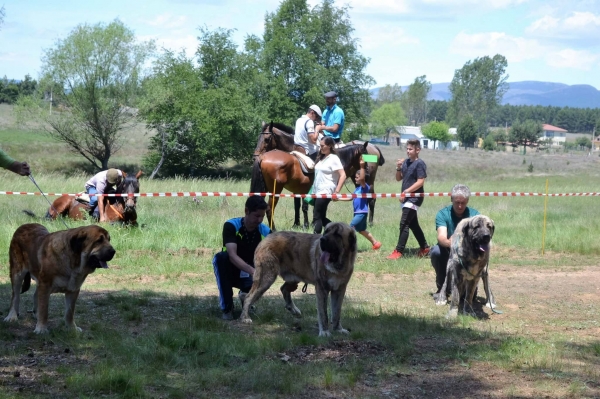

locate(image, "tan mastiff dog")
[[240, 222, 357, 336], [435, 215, 497, 318], [4, 223, 115, 333]]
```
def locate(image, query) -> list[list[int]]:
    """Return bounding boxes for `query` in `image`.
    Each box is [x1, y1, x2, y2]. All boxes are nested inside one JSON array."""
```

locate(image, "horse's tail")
[[250, 157, 268, 194], [374, 144, 385, 166]]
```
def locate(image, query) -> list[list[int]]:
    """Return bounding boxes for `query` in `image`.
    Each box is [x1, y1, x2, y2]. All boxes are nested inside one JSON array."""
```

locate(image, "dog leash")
[[28, 174, 70, 229]]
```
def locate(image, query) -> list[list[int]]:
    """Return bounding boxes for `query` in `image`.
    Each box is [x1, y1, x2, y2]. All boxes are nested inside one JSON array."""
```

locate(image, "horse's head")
[[118, 170, 142, 222], [253, 121, 296, 158], [337, 142, 370, 179]]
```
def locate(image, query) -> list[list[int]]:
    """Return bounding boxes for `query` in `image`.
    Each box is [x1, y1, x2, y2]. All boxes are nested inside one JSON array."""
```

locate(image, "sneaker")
[[417, 247, 430, 258], [372, 242, 382, 250], [386, 249, 402, 260], [222, 311, 233, 320]]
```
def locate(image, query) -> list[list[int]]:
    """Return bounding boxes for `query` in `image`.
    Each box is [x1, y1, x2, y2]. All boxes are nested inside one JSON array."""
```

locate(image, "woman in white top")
[[312, 136, 346, 234]]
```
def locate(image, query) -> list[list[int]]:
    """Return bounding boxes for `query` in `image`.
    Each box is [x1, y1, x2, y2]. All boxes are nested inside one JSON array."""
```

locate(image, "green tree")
[[422, 121, 451, 149], [376, 84, 402, 105], [575, 136, 592, 150], [427, 99, 448, 122], [140, 30, 261, 177], [401, 75, 431, 125], [19, 20, 155, 170], [490, 128, 508, 145], [369, 102, 406, 142], [509, 120, 542, 154], [260, 0, 374, 125], [447, 55, 509, 136], [456, 115, 478, 149]]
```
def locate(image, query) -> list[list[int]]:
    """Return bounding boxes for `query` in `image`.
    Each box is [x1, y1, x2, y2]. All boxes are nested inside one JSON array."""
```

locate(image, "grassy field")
[[1, 109, 600, 398]]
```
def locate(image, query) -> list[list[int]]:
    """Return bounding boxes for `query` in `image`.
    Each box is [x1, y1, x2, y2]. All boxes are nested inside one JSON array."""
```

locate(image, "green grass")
[[2, 120, 600, 397]]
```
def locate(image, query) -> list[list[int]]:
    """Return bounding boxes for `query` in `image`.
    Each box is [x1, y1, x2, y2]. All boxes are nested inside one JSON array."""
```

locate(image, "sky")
[[1, 0, 599, 89]]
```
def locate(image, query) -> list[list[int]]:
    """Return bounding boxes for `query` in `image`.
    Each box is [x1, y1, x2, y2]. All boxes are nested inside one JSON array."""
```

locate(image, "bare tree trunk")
[[149, 125, 167, 180]]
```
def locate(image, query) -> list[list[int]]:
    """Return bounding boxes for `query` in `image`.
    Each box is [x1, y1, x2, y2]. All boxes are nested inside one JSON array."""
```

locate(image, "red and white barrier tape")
[[1, 191, 599, 198]]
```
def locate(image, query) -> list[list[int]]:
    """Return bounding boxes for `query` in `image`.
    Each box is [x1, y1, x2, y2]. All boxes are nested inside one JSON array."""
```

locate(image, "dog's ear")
[[70, 229, 88, 253], [348, 229, 357, 252], [488, 218, 495, 237], [461, 218, 471, 237]]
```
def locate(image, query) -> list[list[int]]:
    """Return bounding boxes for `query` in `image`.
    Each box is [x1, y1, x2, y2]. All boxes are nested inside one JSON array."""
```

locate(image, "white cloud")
[[346, 0, 411, 14], [423, 0, 528, 8], [450, 31, 546, 62], [356, 25, 419, 50], [526, 11, 600, 40], [545, 48, 599, 70], [145, 14, 189, 29]]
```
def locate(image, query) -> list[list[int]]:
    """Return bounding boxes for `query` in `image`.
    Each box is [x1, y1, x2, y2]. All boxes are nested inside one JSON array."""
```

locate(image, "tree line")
[[10, 0, 600, 177], [0, 75, 37, 104]]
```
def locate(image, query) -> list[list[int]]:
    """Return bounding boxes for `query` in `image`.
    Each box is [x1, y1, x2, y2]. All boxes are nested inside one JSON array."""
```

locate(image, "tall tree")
[[509, 120, 542, 154], [369, 102, 406, 142], [447, 55, 509, 136], [376, 84, 402, 105], [401, 75, 431, 125], [140, 30, 261, 177], [260, 0, 374, 127], [422, 121, 451, 149], [456, 115, 478, 149], [19, 20, 155, 170]]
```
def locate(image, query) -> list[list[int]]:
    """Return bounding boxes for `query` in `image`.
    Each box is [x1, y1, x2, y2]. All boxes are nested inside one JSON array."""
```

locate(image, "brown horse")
[[253, 121, 386, 226], [250, 143, 369, 230], [25, 171, 142, 226]]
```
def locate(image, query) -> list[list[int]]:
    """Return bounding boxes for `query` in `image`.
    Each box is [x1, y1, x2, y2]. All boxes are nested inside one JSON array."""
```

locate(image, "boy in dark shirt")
[[212, 196, 271, 320], [387, 139, 430, 260]]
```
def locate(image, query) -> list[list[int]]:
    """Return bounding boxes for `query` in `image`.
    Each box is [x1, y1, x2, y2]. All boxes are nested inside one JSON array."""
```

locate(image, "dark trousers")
[[430, 244, 450, 293], [395, 207, 428, 253], [212, 252, 253, 313], [313, 198, 332, 234], [309, 152, 318, 162]]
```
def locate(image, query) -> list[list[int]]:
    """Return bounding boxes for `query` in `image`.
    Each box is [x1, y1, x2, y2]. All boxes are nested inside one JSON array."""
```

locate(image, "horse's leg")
[[293, 197, 301, 228], [302, 200, 309, 230], [368, 167, 378, 226]]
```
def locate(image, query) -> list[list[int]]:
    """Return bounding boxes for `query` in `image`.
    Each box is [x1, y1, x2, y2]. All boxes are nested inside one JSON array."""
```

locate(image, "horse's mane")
[[269, 122, 295, 136], [335, 144, 364, 168]]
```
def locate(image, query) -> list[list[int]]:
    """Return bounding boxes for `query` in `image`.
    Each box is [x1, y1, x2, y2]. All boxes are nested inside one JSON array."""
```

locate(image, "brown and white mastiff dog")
[[240, 222, 357, 336], [4, 223, 115, 333], [435, 215, 498, 318]]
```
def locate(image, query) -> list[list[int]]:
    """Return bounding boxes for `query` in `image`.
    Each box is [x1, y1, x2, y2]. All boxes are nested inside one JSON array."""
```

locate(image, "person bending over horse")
[[212, 196, 271, 320], [85, 168, 124, 222], [294, 104, 323, 162], [0, 148, 30, 176]]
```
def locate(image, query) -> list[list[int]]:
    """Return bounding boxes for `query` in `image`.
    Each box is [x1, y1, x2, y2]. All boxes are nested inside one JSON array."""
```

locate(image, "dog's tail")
[[21, 272, 31, 294]]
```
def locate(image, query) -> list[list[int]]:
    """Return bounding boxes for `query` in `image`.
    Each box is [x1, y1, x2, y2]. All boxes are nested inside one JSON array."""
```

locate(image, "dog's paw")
[[318, 330, 332, 337], [445, 308, 458, 319], [285, 305, 302, 317], [3, 311, 18, 322], [240, 317, 253, 324], [335, 328, 350, 335], [34, 325, 49, 334], [485, 301, 496, 309], [435, 298, 448, 306]]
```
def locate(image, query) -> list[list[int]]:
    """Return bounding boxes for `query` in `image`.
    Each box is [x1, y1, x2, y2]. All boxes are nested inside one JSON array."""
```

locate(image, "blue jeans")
[[86, 186, 100, 219], [212, 252, 253, 313]]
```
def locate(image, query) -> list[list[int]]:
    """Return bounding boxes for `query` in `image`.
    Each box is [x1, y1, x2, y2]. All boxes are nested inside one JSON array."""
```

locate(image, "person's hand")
[[9, 161, 30, 176], [359, 159, 366, 169], [396, 158, 404, 170]]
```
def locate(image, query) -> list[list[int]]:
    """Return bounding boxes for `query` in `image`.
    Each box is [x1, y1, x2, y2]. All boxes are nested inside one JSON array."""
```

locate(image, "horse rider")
[[0, 148, 30, 176], [294, 104, 323, 162], [321, 91, 345, 144], [85, 168, 124, 222]]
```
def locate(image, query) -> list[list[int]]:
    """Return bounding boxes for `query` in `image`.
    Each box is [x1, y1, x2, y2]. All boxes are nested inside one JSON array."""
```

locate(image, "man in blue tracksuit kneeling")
[[212, 196, 271, 320]]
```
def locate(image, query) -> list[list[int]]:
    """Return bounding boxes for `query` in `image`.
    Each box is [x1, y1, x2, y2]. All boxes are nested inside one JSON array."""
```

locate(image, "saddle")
[[75, 192, 91, 204], [290, 151, 315, 174]]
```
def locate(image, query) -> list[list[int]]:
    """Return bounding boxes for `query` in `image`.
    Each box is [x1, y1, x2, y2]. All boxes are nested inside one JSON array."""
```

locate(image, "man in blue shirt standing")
[[321, 91, 345, 143]]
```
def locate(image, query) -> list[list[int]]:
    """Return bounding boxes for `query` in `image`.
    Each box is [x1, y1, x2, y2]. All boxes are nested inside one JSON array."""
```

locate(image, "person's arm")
[[395, 158, 404, 181], [322, 123, 340, 134], [224, 243, 256, 276], [333, 168, 346, 200], [0, 149, 30, 176], [403, 177, 425, 194], [98, 193, 108, 222], [437, 226, 451, 248]]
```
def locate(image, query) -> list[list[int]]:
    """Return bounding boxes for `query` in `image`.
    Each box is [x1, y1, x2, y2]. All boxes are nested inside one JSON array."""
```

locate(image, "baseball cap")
[[324, 91, 338, 98], [106, 168, 119, 185], [309, 104, 322, 117]]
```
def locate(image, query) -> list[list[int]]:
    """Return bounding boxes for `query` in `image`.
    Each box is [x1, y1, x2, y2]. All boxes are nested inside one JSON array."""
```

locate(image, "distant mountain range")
[[370, 81, 600, 109]]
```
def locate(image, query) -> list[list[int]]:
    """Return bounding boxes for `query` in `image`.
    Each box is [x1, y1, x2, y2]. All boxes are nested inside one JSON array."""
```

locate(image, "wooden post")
[[541, 179, 549, 255]]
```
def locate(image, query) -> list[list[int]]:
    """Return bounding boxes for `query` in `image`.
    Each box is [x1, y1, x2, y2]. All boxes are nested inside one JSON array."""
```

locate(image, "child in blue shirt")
[[341, 159, 381, 250]]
